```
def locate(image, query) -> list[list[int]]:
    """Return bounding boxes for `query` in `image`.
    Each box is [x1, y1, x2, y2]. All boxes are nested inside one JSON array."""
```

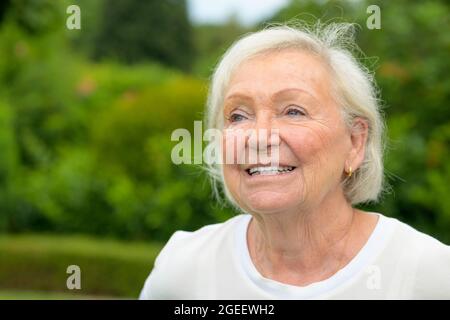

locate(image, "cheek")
[[223, 164, 240, 192], [222, 129, 247, 165], [283, 123, 350, 184], [222, 131, 245, 193], [283, 125, 333, 164]]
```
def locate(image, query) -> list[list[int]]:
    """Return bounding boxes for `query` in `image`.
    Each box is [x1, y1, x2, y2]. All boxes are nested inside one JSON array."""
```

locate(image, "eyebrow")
[[224, 87, 319, 103]]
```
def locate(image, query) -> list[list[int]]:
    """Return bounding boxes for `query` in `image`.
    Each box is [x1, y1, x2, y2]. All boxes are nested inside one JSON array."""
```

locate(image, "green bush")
[[0, 234, 163, 297], [0, 0, 448, 247]]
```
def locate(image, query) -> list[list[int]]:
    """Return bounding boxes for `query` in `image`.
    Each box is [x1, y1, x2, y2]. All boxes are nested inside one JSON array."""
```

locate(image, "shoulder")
[[158, 213, 245, 260], [139, 214, 247, 299], [383, 214, 450, 298], [386, 214, 450, 261], [387, 215, 450, 254]]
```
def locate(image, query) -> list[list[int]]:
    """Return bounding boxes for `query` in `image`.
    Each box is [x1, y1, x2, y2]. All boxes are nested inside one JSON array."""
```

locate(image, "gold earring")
[[347, 166, 353, 178]]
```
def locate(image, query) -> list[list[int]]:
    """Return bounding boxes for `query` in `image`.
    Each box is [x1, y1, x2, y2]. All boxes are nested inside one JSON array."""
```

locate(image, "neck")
[[248, 190, 360, 285]]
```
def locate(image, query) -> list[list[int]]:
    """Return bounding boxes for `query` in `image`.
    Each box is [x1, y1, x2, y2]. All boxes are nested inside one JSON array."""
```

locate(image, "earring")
[[347, 166, 353, 178]]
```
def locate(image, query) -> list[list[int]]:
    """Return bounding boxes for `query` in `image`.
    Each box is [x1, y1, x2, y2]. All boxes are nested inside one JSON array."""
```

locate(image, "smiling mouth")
[[245, 166, 296, 176]]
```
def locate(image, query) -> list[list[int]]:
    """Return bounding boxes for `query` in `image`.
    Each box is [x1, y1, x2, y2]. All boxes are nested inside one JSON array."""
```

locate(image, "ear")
[[346, 117, 369, 171]]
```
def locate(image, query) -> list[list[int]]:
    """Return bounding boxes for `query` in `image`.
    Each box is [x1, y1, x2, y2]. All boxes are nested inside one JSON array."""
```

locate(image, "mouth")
[[245, 165, 296, 176]]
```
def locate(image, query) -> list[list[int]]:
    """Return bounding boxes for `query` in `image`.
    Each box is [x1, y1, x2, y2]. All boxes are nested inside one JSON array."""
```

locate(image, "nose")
[[246, 114, 280, 164], [247, 113, 280, 148]]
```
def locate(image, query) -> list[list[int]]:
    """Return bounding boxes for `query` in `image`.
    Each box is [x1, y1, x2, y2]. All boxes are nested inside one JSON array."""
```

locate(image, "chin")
[[242, 191, 300, 214]]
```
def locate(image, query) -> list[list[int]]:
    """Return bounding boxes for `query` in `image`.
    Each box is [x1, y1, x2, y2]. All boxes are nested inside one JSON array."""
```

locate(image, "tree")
[[0, 0, 11, 24], [93, 0, 194, 71]]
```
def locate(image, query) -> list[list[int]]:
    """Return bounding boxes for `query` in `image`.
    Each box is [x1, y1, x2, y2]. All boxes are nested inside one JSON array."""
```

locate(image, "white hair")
[[204, 21, 386, 208]]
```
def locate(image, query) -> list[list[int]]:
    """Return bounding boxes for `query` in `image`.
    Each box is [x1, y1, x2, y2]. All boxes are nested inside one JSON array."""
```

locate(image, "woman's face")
[[222, 49, 355, 214]]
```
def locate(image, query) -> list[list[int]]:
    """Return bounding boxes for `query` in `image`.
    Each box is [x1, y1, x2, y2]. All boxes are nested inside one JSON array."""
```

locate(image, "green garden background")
[[0, 0, 448, 299]]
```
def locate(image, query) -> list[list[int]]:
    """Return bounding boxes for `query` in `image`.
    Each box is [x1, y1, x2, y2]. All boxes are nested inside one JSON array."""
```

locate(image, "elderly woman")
[[139, 22, 450, 299]]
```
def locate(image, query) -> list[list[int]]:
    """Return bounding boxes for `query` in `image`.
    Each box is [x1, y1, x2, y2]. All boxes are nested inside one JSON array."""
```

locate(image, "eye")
[[228, 113, 248, 123], [285, 106, 306, 117]]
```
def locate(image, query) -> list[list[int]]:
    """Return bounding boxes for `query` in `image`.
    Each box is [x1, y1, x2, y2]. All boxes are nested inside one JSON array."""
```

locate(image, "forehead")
[[225, 49, 333, 100]]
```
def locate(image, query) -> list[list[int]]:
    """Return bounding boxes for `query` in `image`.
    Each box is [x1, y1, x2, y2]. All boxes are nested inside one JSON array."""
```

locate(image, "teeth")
[[248, 166, 295, 175]]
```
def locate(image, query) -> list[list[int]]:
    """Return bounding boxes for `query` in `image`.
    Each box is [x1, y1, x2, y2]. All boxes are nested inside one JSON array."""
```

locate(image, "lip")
[[242, 165, 298, 181], [241, 163, 296, 171]]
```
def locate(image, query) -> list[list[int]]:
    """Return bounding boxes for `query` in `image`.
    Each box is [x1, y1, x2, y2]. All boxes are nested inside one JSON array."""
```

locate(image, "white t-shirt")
[[139, 213, 450, 299]]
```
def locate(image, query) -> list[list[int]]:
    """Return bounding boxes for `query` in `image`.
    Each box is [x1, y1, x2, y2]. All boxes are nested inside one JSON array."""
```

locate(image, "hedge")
[[0, 233, 163, 298]]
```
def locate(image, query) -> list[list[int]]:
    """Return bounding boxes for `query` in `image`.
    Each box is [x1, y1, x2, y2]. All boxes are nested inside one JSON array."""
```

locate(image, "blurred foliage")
[[0, 0, 232, 242], [0, 0, 448, 253], [192, 15, 250, 77], [73, 0, 194, 71], [0, 234, 163, 297]]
